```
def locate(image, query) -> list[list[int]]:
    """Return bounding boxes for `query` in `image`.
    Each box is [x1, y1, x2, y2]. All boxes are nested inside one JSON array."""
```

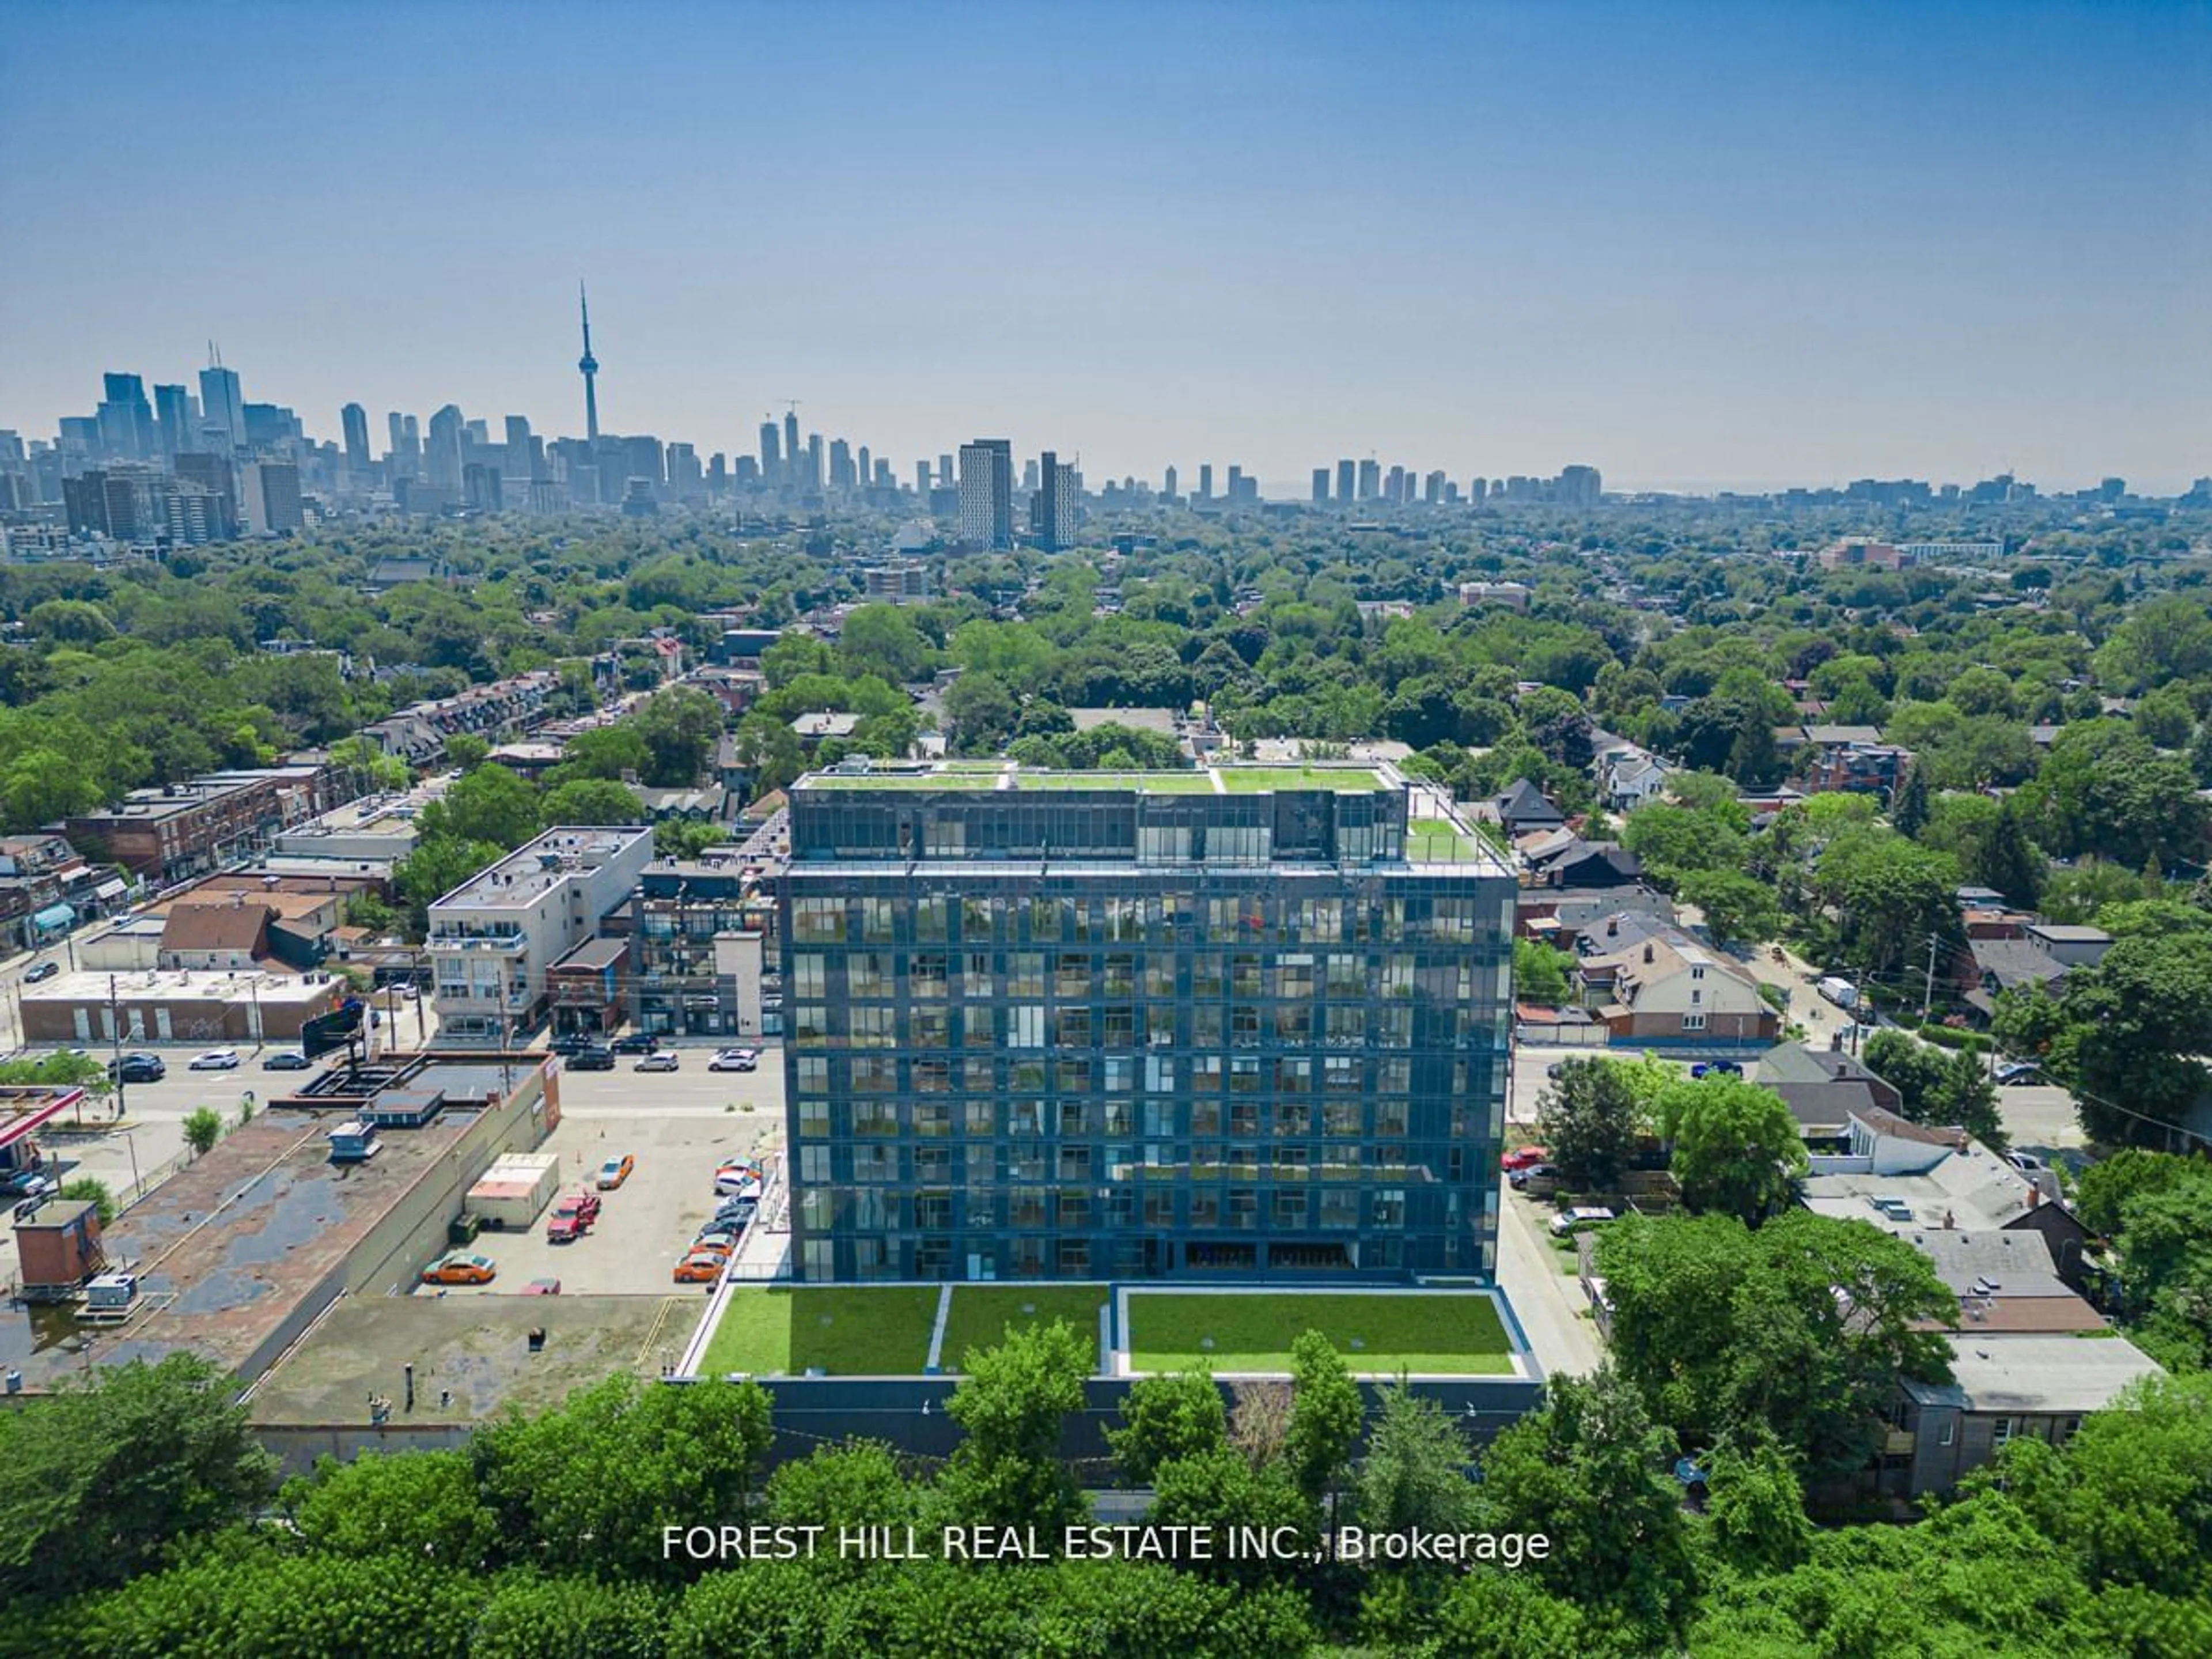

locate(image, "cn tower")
[[577, 281, 600, 442]]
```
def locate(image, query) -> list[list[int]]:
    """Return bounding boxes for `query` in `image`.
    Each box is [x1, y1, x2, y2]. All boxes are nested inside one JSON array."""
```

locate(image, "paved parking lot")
[[418, 1062, 784, 1299]]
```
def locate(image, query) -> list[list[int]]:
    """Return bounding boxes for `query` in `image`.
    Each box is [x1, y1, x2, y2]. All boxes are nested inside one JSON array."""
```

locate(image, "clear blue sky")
[[5, 1, 2207, 491]]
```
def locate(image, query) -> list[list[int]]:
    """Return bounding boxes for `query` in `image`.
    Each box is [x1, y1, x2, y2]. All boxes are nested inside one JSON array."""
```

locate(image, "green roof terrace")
[[796, 763, 1389, 796]]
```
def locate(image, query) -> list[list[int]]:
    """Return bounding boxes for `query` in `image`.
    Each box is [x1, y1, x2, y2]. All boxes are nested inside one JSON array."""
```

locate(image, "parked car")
[[1550, 1206, 1618, 1237], [633, 1051, 680, 1073], [3, 1169, 56, 1199], [610, 1032, 660, 1054], [108, 1053, 165, 1083], [546, 1211, 587, 1244], [715, 1169, 764, 1199], [421, 1251, 497, 1286], [692, 1229, 739, 1255], [1501, 1146, 1550, 1172], [552, 1189, 602, 1226], [673, 1252, 726, 1284], [1691, 1059, 1744, 1078], [1995, 1061, 2043, 1085], [547, 1033, 595, 1056], [24, 961, 59, 983], [1508, 1162, 1557, 1192], [596, 1154, 635, 1190], [709, 1047, 760, 1073], [711, 1199, 759, 1229], [566, 1047, 616, 1071], [264, 1050, 312, 1070], [189, 1048, 241, 1070], [524, 1278, 562, 1295], [2006, 1150, 2048, 1174]]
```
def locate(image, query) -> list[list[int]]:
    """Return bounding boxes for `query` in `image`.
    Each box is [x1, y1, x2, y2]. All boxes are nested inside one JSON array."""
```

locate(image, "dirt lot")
[[416, 1105, 775, 1298]]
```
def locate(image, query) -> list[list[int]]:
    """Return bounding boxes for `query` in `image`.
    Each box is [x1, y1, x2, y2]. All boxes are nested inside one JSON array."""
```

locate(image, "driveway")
[[1494, 1185, 1600, 1381]]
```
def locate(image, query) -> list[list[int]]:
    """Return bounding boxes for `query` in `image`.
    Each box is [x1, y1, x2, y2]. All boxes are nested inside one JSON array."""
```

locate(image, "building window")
[[1992, 1418, 2017, 1448], [1938, 1419, 1955, 1447], [1682, 1013, 1707, 1032]]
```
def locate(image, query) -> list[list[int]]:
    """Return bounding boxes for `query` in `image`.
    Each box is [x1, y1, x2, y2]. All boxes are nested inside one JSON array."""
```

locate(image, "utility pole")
[[106, 974, 123, 1126], [1921, 931, 1942, 1022], [1849, 967, 1867, 1057]]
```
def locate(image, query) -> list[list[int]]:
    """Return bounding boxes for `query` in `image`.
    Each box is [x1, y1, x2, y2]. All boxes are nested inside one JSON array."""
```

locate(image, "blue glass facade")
[[778, 768, 1515, 1283]]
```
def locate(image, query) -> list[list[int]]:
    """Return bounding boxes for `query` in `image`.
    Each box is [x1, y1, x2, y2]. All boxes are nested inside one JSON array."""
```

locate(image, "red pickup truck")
[[546, 1190, 603, 1243]]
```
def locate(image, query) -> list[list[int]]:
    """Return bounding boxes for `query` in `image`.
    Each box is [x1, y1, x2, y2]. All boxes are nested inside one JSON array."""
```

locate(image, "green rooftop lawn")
[[1213, 767, 1385, 793], [698, 1286, 940, 1376], [940, 1285, 1111, 1372], [1125, 1290, 1512, 1374], [1009, 770, 1215, 792], [802, 767, 1215, 793], [1407, 820, 1485, 861]]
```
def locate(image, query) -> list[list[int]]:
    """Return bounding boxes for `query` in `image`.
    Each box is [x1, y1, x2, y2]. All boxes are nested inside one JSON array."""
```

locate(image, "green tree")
[[419, 763, 541, 850], [1659, 1077, 1808, 1224], [281, 1448, 501, 1569], [942, 672, 1021, 755], [1108, 1368, 1228, 1485], [1676, 868, 1782, 948], [1475, 1367, 1696, 1642], [837, 604, 937, 684], [1355, 1380, 1478, 1536], [1890, 760, 1930, 838], [183, 1105, 222, 1156], [1511, 936, 1574, 1005], [632, 687, 725, 787], [764, 1441, 923, 1541], [0, 1353, 276, 1603], [1862, 1028, 1950, 1122], [328, 733, 411, 792], [1145, 1449, 1315, 1587], [1810, 826, 1958, 975], [1283, 1330, 1363, 1519], [654, 819, 730, 859], [1928, 1047, 2006, 1151], [1536, 1058, 1644, 1192], [442, 732, 491, 771], [552, 722, 654, 782], [1701, 1429, 1812, 1573], [540, 777, 646, 825], [58, 1175, 116, 1224], [938, 1320, 1092, 1535]]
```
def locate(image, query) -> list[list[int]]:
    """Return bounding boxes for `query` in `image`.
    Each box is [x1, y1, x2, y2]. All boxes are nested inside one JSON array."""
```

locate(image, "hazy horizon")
[[5, 0, 2207, 493]]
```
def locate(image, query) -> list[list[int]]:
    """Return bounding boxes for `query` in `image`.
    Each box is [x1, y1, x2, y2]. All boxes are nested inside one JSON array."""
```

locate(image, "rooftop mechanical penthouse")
[[778, 762, 1516, 1283]]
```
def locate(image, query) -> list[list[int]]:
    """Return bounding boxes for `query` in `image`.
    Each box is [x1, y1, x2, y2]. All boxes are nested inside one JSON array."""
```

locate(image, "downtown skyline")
[[3, 1, 2208, 492]]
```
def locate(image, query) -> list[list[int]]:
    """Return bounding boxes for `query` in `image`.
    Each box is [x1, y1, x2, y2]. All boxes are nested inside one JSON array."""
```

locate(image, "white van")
[[1550, 1206, 1617, 1237]]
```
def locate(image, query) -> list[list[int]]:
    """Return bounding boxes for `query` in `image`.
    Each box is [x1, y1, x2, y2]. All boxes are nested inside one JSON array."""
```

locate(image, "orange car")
[[673, 1251, 726, 1284], [421, 1251, 497, 1286], [596, 1154, 636, 1190]]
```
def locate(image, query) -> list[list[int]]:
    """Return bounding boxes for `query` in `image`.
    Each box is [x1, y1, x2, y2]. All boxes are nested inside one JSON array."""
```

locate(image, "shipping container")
[[464, 1152, 561, 1230]]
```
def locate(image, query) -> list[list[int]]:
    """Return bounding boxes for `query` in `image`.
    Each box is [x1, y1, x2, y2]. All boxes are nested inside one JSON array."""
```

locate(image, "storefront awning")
[[94, 878, 128, 901], [31, 903, 75, 931]]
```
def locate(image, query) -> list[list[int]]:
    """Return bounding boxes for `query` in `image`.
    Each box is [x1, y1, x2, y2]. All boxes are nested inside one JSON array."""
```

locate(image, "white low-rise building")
[[426, 827, 653, 1044]]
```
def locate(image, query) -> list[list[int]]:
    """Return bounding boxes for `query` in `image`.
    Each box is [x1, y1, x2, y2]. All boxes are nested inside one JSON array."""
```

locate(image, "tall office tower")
[[153, 385, 192, 459], [577, 282, 601, 442], [759, 421, 781, 484], [1022, 457, 1040, 496], [385, 412, 419, 479], [1470, 476, 1487, 503], [341, 404, 373, 478], [857, 445, 871, 488], [805, 433, 824, 493], [174, 450, 236, 526], [98, 374, 156, 460], [503, 416, 533, 479], [708, 453, 728, 493], [1197, 464, 1213, 501], [829, 438, 855, 493], [915, 460, 930, 493], [426, 406, 465, 491], [957, 438, 1014, 549], [1312, 468, 1330, 503], [666, 442, 703, 497], [874, 459, 893, 489], [1357, 458, 1380, 500], [1384, 465, 1405, 503], [199, 361, 245, 451], [1226, 465, 1246, 503], [1336, 459, 1355, 502], [463, 463, 504, 512], [238, 460, 304, 535], [1424, 470, 1445, 505], [783, 411, 801, 476], [937, 453, 954, 488], [622, 435, 665, 493], [1162, 465, 1177, 502], [777, 762, 1515, 1282], [1556, 464, 1601, 507], [1033, 450, 1076, 551]]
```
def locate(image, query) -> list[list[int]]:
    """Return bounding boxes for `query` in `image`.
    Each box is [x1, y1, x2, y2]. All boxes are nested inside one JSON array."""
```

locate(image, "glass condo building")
[[778, 763, 1516, 1283]]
